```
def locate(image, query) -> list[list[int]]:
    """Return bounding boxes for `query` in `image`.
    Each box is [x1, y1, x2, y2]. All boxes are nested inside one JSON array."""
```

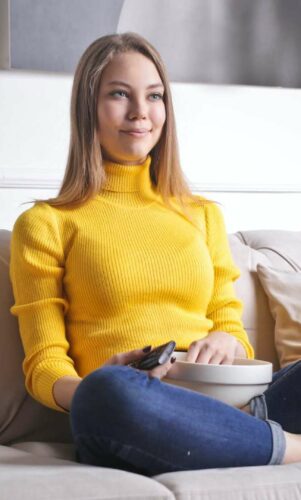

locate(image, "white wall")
[[0, 69, 300, 231]]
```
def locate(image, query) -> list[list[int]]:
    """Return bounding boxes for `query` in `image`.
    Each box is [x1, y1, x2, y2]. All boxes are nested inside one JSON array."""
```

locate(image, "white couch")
[[1, 228, 301, 500]]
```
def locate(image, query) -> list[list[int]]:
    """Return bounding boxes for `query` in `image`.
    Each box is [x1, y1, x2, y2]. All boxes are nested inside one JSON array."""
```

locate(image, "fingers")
[[195, 344, 215, 364], [198, 349, 223, 365], [195, 346, 235, 365], [148, 356, 176, 380], [220, 353, 235, 365], [186, 337, 236, 365], [207, 352, 234, 365], [103, 346, 152, 366], [186, 341, 202, 363]]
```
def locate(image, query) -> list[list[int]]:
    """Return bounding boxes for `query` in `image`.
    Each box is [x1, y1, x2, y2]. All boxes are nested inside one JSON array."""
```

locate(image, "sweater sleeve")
[[204, 202, 254, 359], [9, 203, 81, 412]]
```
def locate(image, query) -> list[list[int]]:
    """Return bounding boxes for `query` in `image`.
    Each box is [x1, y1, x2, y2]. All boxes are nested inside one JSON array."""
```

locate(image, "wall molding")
[[1, 174, 301, 193], [192, 183, 301, 193], [0, 177, 60, 190]]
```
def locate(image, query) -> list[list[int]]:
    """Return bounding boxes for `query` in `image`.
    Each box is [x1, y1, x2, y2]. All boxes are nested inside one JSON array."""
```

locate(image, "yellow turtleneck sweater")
[[10, 155, 254, 411]]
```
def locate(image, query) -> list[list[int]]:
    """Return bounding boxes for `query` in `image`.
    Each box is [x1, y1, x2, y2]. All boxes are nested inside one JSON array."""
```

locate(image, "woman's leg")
[[70, 365, 285, 476], [249, 360, 301, 433]]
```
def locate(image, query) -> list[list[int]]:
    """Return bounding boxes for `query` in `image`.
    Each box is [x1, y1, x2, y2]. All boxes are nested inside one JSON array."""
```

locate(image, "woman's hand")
[[102, 346, 176, 380], [186, 331, 247, 365], [54, 346, 174, 412]]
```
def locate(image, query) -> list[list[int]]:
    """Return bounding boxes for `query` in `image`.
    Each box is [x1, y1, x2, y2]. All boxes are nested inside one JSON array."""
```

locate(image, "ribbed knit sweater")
[[10, 155, 254, 411]]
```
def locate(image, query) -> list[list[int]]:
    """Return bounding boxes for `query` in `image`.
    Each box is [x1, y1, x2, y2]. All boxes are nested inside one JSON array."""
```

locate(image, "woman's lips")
[[121, 130, 150, 138]]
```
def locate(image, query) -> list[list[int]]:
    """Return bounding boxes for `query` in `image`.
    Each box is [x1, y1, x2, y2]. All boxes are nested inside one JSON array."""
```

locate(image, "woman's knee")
[[71, 365, 148, 412], [73, 365, 129, 406], [70, 365, 147, 429]]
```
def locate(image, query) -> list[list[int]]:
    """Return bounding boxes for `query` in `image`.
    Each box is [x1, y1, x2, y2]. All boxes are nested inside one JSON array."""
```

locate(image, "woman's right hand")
[[102, 346, 176, 380]]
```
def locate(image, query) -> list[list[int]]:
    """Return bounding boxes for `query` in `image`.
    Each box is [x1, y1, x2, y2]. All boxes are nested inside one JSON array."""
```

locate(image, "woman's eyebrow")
[[106, 80, 164, 89]]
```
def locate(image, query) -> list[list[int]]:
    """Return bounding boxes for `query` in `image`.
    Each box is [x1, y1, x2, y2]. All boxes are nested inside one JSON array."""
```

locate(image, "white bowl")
[[163, 351, 273, 408]]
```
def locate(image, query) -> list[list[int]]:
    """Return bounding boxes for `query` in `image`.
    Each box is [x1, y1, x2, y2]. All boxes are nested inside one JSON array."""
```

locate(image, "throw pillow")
[[257, 264, 301, 368]]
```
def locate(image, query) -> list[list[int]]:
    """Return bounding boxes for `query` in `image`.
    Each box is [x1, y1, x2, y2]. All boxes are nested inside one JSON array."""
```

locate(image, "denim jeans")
[[69, 365, 286, 476], [250, 360, 301, 434]]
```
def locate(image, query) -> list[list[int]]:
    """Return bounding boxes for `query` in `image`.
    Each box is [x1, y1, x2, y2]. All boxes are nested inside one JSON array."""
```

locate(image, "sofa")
[[1, 227, 301, 500]]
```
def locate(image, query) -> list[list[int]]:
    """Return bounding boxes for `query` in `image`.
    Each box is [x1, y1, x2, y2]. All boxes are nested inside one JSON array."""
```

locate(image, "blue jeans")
[[69, 365, 286, 476], [250, 360, 301, 434]]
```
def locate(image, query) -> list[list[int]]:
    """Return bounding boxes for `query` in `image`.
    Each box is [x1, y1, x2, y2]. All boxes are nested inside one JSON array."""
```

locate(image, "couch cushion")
[[0, 230, 72, 445], [229, 234, 278, 367], [0, 445, 174, 500], [11, 441, 76, 461], [237, 230, 301, 271], [257, 265, 301, 368], [155, 462, 301, 500], [229, 230, 301, 369]]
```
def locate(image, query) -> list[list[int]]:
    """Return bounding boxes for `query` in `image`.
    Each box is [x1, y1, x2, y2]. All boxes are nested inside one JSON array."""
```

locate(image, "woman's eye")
[[150, 93, 163, 101], [110, 90, 128, 98]]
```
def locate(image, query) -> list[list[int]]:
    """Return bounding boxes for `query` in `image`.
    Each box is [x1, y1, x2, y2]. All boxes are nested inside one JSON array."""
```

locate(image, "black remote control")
[[129, 341, 176, 370]]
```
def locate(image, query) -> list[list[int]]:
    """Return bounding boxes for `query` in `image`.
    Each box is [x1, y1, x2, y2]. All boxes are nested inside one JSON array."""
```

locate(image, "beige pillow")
[[257, 264, 301, 368]]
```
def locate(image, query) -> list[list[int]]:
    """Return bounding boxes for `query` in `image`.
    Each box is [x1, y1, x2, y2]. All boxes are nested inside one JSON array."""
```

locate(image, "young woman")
[[10, 32, 301, 476]]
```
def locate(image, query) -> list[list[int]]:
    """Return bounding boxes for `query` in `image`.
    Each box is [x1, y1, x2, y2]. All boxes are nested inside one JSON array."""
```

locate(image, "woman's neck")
[[102, 155, 152, 193], [94, 155, 160, 208]]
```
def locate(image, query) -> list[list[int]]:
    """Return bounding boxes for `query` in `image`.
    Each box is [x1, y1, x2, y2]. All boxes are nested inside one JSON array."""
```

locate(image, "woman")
[[10, 32, 301, 476]]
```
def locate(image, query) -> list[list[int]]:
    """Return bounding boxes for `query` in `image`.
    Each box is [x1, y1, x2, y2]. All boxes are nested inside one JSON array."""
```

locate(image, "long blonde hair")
[[34, 32, 207, 220]]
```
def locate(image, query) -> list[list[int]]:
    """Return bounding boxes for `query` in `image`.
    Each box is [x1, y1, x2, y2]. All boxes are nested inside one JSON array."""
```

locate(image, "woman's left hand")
[[186, 331, 247, 365]]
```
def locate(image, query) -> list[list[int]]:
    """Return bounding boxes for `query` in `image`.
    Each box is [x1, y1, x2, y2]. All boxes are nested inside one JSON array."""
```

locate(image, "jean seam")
[[75, 433, 189, 473]]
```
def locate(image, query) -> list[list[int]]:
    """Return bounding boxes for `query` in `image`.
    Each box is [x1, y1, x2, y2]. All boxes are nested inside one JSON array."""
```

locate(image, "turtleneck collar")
[[94, 154, 163, 209], [102, 155, 153, 193]]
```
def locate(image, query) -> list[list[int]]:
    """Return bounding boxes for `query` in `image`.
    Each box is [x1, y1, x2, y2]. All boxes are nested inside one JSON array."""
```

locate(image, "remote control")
[[130, 341, 176, 370]]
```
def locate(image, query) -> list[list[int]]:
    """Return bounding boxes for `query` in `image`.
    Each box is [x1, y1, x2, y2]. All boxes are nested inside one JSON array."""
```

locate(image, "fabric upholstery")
[[229, 233, 277, 366], [11, 441, 76, 461], [0, 445, 174, 499], [0, 230, 72, 445], [155, 462, 301, 500], [230, 230, 301, 370], [257, 265, 301, 367]]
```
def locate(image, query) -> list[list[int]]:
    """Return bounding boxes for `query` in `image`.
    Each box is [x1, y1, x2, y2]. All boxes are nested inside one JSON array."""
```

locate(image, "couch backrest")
[[229, 230, 301, 369], [1, 228, 301, 444], [0, 230, 72, 445]]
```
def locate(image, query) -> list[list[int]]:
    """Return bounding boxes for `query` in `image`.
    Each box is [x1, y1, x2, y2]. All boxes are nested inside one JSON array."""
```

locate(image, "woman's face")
[[97, 51, 166, 165]]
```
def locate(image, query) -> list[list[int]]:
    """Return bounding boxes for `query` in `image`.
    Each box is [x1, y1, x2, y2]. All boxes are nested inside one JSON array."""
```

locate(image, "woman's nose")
[[127, 98, 147, 120]]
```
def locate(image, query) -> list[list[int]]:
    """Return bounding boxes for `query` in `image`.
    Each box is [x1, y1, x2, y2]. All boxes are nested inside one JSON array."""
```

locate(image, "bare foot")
[[283, 432, 301, 464], [239, 407, 301, 464]]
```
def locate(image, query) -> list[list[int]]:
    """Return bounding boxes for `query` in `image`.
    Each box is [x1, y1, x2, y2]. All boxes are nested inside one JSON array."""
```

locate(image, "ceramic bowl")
[[163, 351, 273, 408]]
